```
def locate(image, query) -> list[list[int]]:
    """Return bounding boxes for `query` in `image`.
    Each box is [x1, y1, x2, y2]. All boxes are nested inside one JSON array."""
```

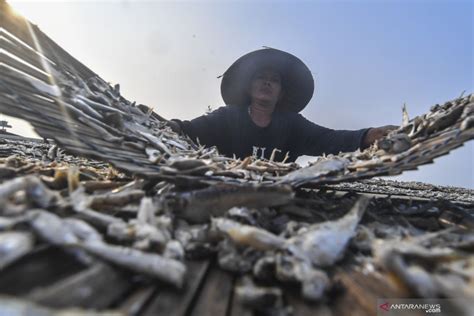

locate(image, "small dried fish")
[[137, 197, 158, 225], [67, 166, 80, 193], [0, 295, 124, 316], [174, 222, 214, 256], [300, 268, 330, 301], [173, 184, 294, 223], [47, 144, 59, 160], [0, 214, 33, 231], [402, 103, 410, 127], [168, 157, 210, 171], [274, 254, 330, 301], [212, 218, 285, 251], [139, 131, 172, 156], [63, 218, 103, 243], [133, 223, 170, 250], [1, 23, 473, 311], [378, 134, 411, 154], [107, 221, 135, 241], [217, 239, 261, 273], [0, 231, 34, 269], [0, 166, 16, 179], [279, 158, 349, 186], [89, 190, 145, 208], [286, 196, 369, 267], [81, 180, 123, 192], [0, 176, 59, 209], [75, 207, 125, 229], [107, 203, 170, 250], [41, 168, 68, 190], [70, 188, 126, 228], [163, 240, 185, 261], [27, 210, 79, 246], [145, 147, 162, 164], [253, 256, 276, 281], [235, 277, 283, 308]]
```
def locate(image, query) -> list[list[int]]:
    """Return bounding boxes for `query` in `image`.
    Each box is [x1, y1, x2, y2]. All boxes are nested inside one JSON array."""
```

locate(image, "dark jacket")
[[174, 105, 369, 162]]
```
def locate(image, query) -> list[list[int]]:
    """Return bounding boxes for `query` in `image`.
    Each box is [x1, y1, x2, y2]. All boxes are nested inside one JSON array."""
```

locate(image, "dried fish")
[[0, 166, 16, 179], [63, 218, 103, 243], [0, 214, 33, 231], [0, 15, 473, 313], [373, 238, 463, 264], [75, 207, 125, 229], [47, 144, 59, 161], [0, 295, 124, 316], [168, 157, 210, 171], [133, 223, 170, 250], [27, 210, 79, 246], [81, 180, 123, 192], [89, 190, 145, 208], [279, 158, 349, 186], [350, 224, 375, 253], [41, 168, 68, 190], [372, 233, 473, 304], [174, 221, 215, 257], [274, 254, 330, 301], [70, 188, 126, 228], [0, 176, 59, 210], [75, 94, 126, 116], [300, 268, 330, 301], [286, 197, 369, 267], [217, 239, 262, 273], [163, 240, 185, 261], [67, 166, 80, 193], [137, 197, 158, 225], [377, 133, 412, 154], [70, 96, 105, 120], [212, 218, 285, 251], [402, 103, 410, 127], [253, 256, 276, 281], [107, 221, 135, 241], [145, 147, 162, 164], [235, 277, 283, 308], [77, 241, 186, 288], [172, 184, 294, 223], [139, 131, 172, 156]]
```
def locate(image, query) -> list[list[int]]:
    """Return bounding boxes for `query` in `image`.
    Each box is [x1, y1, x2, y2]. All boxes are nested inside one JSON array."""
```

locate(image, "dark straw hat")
[[220, 48, 314, 113]]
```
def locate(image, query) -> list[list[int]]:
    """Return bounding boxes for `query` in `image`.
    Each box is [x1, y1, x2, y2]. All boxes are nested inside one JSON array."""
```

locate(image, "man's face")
[[249, 68, 282, 106]]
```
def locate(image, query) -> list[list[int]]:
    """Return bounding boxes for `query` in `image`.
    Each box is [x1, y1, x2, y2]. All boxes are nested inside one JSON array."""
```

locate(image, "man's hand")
[[362, 125, 398, 149]]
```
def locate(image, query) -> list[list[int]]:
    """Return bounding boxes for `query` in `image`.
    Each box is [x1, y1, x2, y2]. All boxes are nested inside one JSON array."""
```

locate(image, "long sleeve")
[[290, 114, 369, 156]]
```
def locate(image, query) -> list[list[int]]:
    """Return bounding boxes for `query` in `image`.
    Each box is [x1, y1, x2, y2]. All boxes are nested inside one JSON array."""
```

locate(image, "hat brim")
[[220, 48, 314, 113]]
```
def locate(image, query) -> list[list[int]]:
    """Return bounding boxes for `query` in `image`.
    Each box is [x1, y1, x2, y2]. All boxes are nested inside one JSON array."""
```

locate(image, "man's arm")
[[290, 115, 398, 157], [289, 114, 369, 157], [167, 106, 229, 147]]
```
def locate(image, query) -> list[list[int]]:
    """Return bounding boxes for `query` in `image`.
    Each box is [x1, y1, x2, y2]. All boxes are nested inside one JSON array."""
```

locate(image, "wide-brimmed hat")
[[220, 48, 314, 113]]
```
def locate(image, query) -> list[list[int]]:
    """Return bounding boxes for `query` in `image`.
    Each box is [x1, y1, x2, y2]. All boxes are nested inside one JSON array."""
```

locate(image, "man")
[[169, 48, 395, 162]]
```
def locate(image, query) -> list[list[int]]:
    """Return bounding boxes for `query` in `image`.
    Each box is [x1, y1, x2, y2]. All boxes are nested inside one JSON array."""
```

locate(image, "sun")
[[5, 0, 24, 17]]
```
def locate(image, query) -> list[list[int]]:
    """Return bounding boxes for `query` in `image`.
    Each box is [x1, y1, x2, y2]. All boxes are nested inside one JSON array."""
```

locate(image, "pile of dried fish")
[[328, 178, 474, 204], [0, 137, 107, 168], [0, 153, 473, 314], [0, 58, 473, 187]]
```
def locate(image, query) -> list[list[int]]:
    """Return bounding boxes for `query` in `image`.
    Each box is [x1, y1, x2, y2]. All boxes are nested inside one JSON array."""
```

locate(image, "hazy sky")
[[3, 0, 473, 188]]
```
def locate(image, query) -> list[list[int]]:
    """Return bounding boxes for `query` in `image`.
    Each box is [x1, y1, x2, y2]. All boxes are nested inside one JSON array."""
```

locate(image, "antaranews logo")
[[377, 299, 449, 315]]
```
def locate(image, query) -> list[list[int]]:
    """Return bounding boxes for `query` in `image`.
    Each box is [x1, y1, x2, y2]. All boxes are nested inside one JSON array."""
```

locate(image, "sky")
[[2, 0, 473, 188]]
